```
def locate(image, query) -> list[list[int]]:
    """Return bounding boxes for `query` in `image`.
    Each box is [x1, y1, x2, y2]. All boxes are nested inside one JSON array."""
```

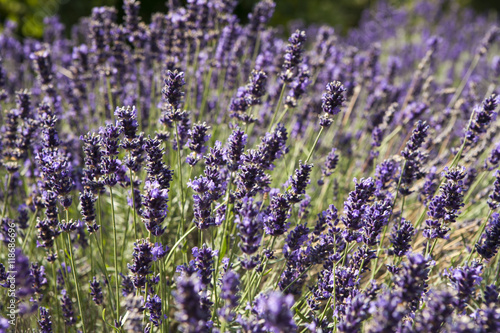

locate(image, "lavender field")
[[1, 0, 500, 332]]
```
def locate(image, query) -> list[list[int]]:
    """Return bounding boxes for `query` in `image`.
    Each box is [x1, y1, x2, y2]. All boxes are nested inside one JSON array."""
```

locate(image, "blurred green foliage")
[[0, 0, 499, 39]]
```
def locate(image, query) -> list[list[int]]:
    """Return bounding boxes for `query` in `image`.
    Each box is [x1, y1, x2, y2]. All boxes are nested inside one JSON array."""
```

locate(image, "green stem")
[[447, 54, 481, 110], [305, 127, 324, 164], [175, 123, 186, 238], [135, 63, 142, 131], [66, 210, 87, 333], [198, 67, 214, 123], [109, 187, 120, 321], [164, 226, 197, 267], [93, 234, 116, 319], [1, 173, 12, 219], [268, 84, 286, 132], [129, 166, 139, 240], [21, 208, 38, 251], [51, 261, 62, 331]]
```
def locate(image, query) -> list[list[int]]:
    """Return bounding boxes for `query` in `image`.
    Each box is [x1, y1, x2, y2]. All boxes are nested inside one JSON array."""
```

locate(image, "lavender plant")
[[1, 0, 500, 332]]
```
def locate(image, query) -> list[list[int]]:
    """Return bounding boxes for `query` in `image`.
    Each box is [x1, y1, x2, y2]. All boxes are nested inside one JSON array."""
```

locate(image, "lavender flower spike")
[[322, 81, 346, 116]]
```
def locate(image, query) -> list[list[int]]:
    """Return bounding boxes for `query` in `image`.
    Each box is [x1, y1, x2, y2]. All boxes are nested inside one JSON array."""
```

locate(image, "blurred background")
[[0, 0, 499, 38]]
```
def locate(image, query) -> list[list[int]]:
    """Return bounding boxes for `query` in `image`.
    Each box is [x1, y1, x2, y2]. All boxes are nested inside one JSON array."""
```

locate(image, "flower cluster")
[[1, 0, 500, 331]]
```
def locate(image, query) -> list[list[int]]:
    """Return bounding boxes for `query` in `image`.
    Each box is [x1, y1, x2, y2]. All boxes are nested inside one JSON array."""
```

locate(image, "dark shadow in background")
[[0, 0, 499, 38]]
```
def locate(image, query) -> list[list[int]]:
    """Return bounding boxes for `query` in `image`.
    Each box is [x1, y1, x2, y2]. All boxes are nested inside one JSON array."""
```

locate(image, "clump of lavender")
[[30, 262, 47, 302], [374, 159, 399, 193], [219, 270, 240, 322], [253, 291, 296, 332], [145, 294, 163, 327], [445, 261, 483, 312], [173, 274, 211, 333], [476, 213, 500, 260], [3, 1, 500, 331], [122, 295, 144, 332], [280, 30, 307, 83], [127, 239, 154, 289], [411, 289, 455, 331], [257, 123, 289, 170], [80, 190, 99, 233], [140, 180, 168, 236], [366, 291, 405, 333], [392, 253, 431, 309], [186, 122, 211, 166], [90, 276, 103, 306], [288, 161, 313, 203], [226, 127, 247, 172], [320, 148, 339, 183], [38, 307, 53, 333], [188, 176, 223, 229], [342, 177, 375, 235], [488, 170, 500, 209], [424, 166, 466, 239], [285, 66, 310, 109], [99, 124, 121, 187], [466, 94, 499, 144], [264, 192, 291, 236], [390, 218, 415, 256], [230, 69, 268, 122], [143, 135, 173, 190], [81, 132, 104, 192], [400, 120, 429, 195], [236, 196, 264, 270], [322, 81, 347, 117], [60, 289, 76, 327], [115, 105, 144, 172], [191, 244, 218, 287], [161, 69, 188, 127]]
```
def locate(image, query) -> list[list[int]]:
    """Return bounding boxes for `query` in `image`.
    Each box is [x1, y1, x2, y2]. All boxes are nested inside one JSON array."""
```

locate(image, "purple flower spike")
[[145, 294, 163, 327], [38, 307, 53, 333], [445, 261, 483, 312], [141, 180, 168, 237], [476, 212, 500, 260], [280, 30, 307, 83], [253, 291, 296, 333], [321, 81, 346, 116], [90, 276, 103, 306], [219, 270, 240, 321]]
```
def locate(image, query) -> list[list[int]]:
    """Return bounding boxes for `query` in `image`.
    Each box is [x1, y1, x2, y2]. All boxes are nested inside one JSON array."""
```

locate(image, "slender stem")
[[219, 173, 233, 257], [280, 265, 312, 293], [447, 54, 481, 110], [305, 127, 324, 164], [109, 187, 120, 321], [51, 261, 62, 331], [371, 160, 407, 280], [275, 107, 290, 128], [93, 233, 116, 318], [21, 208, 38, 251], [163, 226, 197, 267], [66, 210, 87, 333], [1, 173, 12, 220], [175, 123, 186, 237], [135, 63, 142, 131], [106, 76, 114, 120], [252, 237, 277, 300], [198, 67, 214, 122], [464, 171, 487, 203], [129, 166, 139, 240], [268, 84, 286, 132]]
